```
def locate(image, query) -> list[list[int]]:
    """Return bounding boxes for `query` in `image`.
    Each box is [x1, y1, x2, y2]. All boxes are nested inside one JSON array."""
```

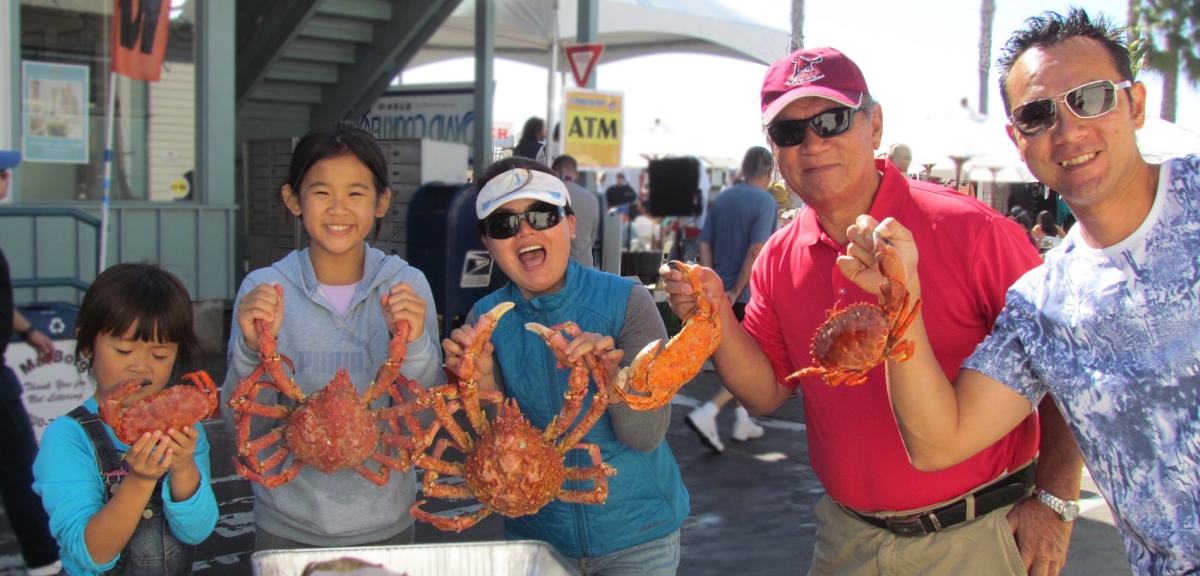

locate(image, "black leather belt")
[[852, 463, 1036, 537]]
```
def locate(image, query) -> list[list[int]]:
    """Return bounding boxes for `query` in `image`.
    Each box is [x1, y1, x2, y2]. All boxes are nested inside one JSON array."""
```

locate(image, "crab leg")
[[455, 302, 514, 435], [352, 464, 390, 487], [557, 389, 611, 452], [558, 444, 614, 504], [233, 456, 302, 488], [239, 427, 284, 457], [525, 322, 593, 439], [428, 394, 474, 454], [253, 317, 307, 403], [409, 502, 491, 533], [365, 298, 417, 404]]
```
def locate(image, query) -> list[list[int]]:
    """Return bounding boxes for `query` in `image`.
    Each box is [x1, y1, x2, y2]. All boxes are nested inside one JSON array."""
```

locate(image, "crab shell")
[[102, 374, 218, 445], [462, 400, 568, 518], [809, 303, 892, 373], [284, 370, 382, 475]]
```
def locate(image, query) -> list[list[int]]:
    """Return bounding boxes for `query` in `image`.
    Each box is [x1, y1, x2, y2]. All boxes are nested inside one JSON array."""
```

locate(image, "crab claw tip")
[[524, 322, 554, 338], [487, 302, 516, 319]]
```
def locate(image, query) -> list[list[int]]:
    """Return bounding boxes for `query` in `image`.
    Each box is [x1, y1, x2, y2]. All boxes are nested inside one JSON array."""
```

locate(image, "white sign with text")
[[7, 341, 93, 443]]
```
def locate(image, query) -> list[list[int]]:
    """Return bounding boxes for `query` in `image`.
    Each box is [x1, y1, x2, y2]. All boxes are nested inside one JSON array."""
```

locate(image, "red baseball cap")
[[761, 47, 870, 125]]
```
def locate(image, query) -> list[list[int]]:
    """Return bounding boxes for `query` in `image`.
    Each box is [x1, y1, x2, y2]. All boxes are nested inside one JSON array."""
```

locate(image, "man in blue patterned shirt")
[[837, 9, 1199, 576]]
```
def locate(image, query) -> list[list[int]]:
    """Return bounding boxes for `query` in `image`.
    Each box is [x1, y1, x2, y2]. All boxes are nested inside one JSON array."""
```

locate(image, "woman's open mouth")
[[518, 244, 547, 268]]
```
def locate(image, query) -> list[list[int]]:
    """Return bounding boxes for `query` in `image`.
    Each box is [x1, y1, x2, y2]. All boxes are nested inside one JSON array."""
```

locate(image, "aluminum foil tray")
[[251, 540, 579, 576]]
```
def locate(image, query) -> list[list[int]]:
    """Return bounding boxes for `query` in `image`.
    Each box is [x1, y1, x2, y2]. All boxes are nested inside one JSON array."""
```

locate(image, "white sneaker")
[[27, 560, 62, 576], [732, 409, 765, 442], [685, 405, 725, 453]]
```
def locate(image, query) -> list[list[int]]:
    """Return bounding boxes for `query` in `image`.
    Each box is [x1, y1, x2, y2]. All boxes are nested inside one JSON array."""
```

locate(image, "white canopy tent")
[[1137, 116, 1200, 163], [407, 0, 791, 69]]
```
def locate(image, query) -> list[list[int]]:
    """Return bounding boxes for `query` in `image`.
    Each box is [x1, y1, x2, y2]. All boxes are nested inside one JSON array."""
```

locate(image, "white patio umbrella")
[[908, 102, 1022, 184], [407, 0, 790, 69]]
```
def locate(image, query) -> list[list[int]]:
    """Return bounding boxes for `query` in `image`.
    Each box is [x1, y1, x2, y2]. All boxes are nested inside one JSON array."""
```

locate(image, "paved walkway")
[[0, 365, 1132, 575]]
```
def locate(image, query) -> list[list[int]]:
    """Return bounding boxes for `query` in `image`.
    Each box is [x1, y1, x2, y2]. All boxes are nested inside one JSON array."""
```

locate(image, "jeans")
[[0, 367, 60, 569], [568, 530, 680, 576]]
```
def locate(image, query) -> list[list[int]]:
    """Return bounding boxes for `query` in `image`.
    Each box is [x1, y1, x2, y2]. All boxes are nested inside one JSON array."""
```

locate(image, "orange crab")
[[226, 293, 436, 488], [409, 307, 616, 532], [788, 245, 922, 387], [612, 261, 721, 410], [98, 371, 219, 445]]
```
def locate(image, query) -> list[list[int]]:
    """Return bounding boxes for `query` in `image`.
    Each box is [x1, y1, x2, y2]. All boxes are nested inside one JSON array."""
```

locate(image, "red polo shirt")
[[742, 159, 1042, 512]]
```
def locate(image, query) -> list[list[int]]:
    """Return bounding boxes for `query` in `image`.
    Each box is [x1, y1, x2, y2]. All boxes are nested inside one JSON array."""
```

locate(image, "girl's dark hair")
[[519, 117, 545, 143], [75, 262, 200, 374], [282, 123, 391, 240], [1036, 210, 1057, 234], [473, 156, 574, 243]]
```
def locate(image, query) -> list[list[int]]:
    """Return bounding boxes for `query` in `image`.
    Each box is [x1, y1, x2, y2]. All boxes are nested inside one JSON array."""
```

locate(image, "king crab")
[[226, 290, 436, 487], [409, 305, 616, 532]]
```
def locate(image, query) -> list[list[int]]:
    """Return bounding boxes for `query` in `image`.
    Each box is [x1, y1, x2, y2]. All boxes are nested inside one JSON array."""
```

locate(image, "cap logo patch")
[[786, 55, 824, 86]]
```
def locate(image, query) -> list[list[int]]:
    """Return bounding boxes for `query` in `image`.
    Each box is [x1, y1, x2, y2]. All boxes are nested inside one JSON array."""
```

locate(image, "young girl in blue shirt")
[[33, 262, 219, 575]]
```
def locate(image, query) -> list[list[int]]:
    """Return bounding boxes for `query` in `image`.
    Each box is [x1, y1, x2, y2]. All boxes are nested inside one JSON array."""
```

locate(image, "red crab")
[[98, 371, 219, 445], [226, 292, 436, 488], [788, 245, 922, 387], [408, 306, 616, 532], [612, 261, 722, 410]]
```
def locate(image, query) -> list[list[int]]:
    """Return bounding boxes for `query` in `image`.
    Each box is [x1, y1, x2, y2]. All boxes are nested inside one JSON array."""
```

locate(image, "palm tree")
[[790, 0, 804, 51], [979, 0, 995, 115], [1128, 0, 1200, 122]]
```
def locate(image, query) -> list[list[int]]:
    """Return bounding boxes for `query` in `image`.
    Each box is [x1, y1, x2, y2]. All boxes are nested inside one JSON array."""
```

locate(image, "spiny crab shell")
[[462, 399, 567, 517], [285, 370, 381, 474], [809, 303, 891, 372]]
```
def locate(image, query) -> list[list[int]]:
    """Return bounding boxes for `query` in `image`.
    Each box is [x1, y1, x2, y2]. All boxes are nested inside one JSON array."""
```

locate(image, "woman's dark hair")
[[519, 117, 545, 143], [75, 262, 200, 375], [473, 156, 573, 243], [1036, 210, 1058, 235], [997, 8, 1133, 115], [282, 123, 391, 240]]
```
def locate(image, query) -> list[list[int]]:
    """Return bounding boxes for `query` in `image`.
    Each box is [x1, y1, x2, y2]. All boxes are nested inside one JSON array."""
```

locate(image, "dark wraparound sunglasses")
[[484, 203, 564, 239], [767, 106, 863, 148], [1010, 79, 1133, 137]]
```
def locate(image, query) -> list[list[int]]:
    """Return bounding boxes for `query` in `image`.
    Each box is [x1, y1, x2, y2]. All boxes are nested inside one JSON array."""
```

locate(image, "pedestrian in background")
[[0, 150, 62, 576], [514, 117, 548, 165], [685, 146, 776, 452], [605, 173, 638, 210], [552, 154, 603, 268]]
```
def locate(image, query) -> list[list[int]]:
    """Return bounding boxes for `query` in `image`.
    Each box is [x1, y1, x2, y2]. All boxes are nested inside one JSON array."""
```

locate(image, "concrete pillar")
[[577, 0, 598, 89], [473, 0, 495, 174], [196, 0, 235, 206]]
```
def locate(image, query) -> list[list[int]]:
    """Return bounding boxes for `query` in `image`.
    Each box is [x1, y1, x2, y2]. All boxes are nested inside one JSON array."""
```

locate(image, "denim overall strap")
[[66, 406, 194, 575]]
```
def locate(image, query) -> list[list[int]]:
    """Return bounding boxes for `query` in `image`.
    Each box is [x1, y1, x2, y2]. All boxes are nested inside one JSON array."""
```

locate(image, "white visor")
[[476, 169, 571, 219]]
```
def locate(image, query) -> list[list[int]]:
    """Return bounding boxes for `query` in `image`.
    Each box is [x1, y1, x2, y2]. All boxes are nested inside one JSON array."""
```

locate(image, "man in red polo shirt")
[[662, 47, 1083, 575]]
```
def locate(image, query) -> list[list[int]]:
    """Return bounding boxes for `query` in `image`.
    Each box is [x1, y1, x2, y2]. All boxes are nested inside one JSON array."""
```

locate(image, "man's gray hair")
[[742, 146, 775, 180]]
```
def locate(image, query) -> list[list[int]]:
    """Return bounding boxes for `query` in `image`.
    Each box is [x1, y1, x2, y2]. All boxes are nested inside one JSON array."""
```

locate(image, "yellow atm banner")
[[563, 90, 623, 169]]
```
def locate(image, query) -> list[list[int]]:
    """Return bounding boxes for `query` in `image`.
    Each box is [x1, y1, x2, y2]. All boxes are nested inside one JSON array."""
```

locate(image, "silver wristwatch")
[[1033, 488, 1080, 522]]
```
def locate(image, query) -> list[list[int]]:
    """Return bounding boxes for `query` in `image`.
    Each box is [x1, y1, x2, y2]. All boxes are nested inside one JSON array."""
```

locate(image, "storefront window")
[[19, 0, 195, 202]]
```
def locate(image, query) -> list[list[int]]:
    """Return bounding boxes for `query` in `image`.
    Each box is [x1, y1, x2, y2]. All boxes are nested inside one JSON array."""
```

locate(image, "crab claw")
[[612, 340, 660, 396], [525, 322, 574, 367], [466, 302, 515, 356], [97, 378, 152, 429]]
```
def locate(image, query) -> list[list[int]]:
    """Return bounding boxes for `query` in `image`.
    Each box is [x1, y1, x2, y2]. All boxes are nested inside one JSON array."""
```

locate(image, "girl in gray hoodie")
[[221, 124, 444, 550]]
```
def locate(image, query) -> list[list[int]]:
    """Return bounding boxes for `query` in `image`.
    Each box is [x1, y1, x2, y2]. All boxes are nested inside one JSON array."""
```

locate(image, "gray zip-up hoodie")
[[220, 245, 444, 546]]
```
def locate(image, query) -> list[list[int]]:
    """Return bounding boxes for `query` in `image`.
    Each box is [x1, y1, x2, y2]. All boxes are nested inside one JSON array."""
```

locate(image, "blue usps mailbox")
[[407, 183, 507, 339]]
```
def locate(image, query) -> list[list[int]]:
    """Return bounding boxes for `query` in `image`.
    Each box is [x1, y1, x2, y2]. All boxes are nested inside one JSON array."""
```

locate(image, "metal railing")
[[0, 207, 102, 294]]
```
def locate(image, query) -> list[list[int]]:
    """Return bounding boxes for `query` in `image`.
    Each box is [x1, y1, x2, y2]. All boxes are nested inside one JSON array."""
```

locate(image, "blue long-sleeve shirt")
[[32, 397, 218, 575]]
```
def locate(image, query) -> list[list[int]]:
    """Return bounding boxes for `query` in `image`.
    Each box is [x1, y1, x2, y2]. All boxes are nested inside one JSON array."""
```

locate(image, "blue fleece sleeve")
[[161, 424, 218, 545], [32, 418, 119, 575]]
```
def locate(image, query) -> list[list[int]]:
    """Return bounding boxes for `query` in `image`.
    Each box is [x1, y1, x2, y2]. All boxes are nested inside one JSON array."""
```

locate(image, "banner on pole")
[[111, 0, 171, 82], [22, 61, 89, 164], [564, 44, 604, 88], [563, 89, 623, 169]]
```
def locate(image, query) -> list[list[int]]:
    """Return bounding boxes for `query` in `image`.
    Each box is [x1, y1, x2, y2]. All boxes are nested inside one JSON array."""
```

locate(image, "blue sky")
[[403, 0, 1200, 168]]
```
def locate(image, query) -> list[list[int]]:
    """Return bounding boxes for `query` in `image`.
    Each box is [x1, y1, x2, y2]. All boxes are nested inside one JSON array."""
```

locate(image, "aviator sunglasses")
[[767, 106, 863, 148], [1010, 79, 1133, 137], [483, 203, 565, 239]]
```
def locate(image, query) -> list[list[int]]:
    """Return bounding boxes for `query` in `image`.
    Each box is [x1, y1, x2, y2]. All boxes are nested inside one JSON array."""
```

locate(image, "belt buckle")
[[884, 515, 928, 537]]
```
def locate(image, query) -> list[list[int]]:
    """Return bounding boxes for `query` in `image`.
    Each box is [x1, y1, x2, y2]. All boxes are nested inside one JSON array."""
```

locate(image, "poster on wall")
[[7, 341, 93, 443], [563, 89, 623, 170], [22, 61, 90, 164]]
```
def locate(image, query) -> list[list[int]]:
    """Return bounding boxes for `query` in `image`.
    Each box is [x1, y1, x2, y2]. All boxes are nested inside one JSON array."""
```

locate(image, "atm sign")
[[564, 90, 623, 169]]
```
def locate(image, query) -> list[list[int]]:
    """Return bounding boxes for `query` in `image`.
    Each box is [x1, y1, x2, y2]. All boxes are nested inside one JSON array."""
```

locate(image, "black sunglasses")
[[483, 203, 564, 239], [767, 106, 863, 148], [1010, 79, 1133, 137]]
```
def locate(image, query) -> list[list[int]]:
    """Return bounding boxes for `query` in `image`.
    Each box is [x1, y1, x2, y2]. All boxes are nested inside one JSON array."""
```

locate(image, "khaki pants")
[[808, 495, 1026, 576]]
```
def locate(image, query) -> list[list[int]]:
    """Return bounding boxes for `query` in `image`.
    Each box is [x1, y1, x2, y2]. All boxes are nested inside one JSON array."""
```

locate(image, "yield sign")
[[565, 44, 604, 88]]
